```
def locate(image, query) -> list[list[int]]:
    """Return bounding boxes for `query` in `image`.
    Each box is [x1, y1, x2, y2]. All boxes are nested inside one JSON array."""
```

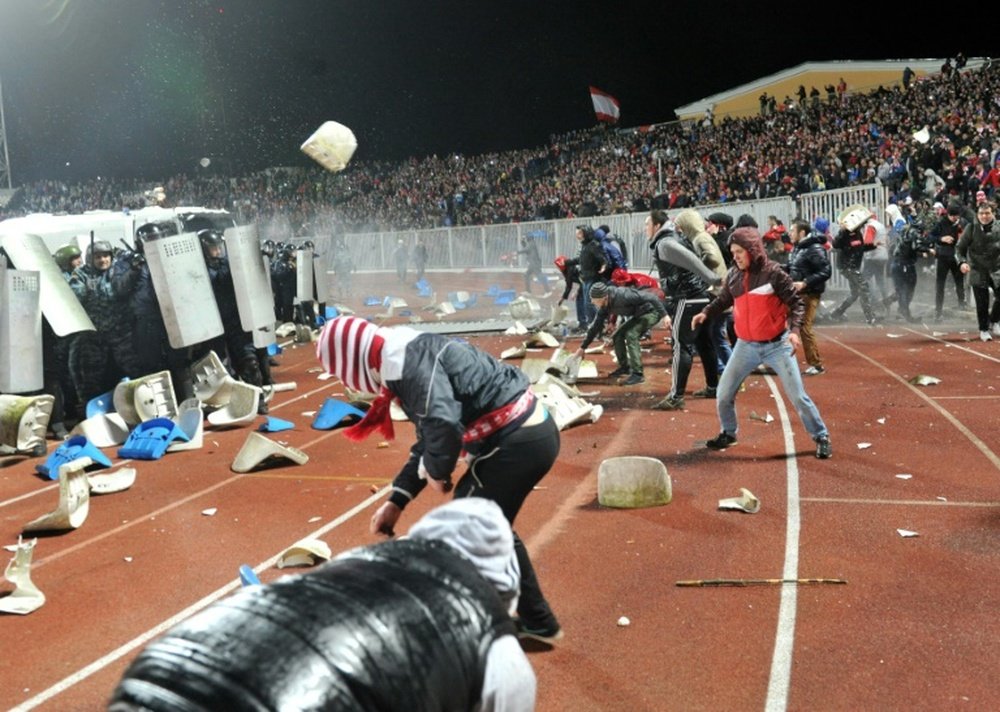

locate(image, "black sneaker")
[[653, 395, 685, 410], [515, 619, 564, 646], [815, 437, 832, 459], [706, 432, 737, 450], [607, 366, 630, 378], [692, 386, 717, 398], [620, 373, 645, 386]]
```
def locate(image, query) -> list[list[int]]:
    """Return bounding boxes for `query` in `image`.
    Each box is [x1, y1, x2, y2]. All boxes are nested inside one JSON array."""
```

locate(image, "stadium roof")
[[674, 58, 987, 122]]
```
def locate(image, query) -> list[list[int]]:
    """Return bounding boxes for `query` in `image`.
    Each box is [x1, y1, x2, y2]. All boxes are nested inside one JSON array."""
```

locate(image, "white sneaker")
[[980, 330, 993, 342], [992, 323, 1000, 336]]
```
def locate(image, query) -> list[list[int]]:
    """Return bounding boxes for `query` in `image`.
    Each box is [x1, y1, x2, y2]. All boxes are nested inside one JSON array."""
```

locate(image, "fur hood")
[[673, 208, 706, 237]]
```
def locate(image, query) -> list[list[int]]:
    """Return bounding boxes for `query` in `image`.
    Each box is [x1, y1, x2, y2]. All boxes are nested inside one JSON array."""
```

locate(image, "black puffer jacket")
[[785, 232, 831, 296], [577, 229, 608, 282], [832, 227, 875, 270]]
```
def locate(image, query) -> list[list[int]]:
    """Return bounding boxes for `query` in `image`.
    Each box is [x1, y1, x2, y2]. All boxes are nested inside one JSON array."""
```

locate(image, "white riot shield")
[[254, 252, 276, 348], [313, 250, 331, 304], [144, 232, 223, 349], [0, 269, 44, 392], [296, 249, 314, 302], [224, 225, 277, 334], [0, 233, 95, 337]]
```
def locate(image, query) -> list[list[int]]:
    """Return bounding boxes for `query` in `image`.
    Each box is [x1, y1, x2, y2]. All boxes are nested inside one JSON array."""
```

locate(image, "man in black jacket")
[[572, 281, 666, 386], [574, 225, 608, 329], [318, 316, 563, 645], [829, 206, 879, 324], [646, 210, 719, 410], [930, 202, 968, 318], [785, 219, 831, 375]]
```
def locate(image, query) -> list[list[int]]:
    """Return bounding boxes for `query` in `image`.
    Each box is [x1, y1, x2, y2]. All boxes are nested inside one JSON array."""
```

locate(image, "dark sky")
[[0, 1, 966, 184]]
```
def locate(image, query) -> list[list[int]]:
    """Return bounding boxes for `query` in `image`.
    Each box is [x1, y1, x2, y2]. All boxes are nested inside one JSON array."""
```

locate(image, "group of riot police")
[[41, 225, 276, 439]]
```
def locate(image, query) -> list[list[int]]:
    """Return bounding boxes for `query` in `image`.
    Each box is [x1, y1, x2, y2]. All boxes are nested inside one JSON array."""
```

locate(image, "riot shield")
[[0, 232, 95, 337], [224, 225, 277, 334], [143, 232, 223, 348], [296, 248, 314, 303], [0, 269, 44, 392], [313, 249, 331, 304]]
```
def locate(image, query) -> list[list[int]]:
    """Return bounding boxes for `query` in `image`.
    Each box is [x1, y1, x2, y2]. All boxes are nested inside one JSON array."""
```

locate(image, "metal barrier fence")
[[339, 183, 890, 290]]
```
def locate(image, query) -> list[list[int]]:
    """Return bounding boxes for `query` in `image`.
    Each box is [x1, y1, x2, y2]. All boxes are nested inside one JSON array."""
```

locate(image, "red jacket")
[[702, 258, 804, 341]]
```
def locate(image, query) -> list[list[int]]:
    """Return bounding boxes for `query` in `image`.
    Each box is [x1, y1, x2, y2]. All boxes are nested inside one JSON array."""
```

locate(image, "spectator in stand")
[[785, 218, 831, 375], [930, 201, 969, 318], [956, 201, 1000, 341], [694, 227, 832, 460]]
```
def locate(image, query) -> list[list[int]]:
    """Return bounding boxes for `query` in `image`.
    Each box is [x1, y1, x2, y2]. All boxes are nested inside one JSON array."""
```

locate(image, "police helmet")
[[86, 240, 114, 267], [198, 230, 226, 262], [302, 240, 315, 251], [135, 222, 177, 246], [54, 244, 82, 272], [261, 239, 276, 258]]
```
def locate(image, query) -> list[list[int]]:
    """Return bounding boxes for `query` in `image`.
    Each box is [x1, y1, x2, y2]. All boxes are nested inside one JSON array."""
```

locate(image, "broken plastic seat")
[[324, 306, 339, 319], [259, 416, 294, 433], [85, 387, 116, 419], [486, 284, 501, 297], [167, 398, 204, 452], [597, 456, 672, 509], [415, 279, 432, 297], [24, 456, 94, 532], [70, 412, 130, 448], [266, 342, 283, 356], [239, 564, 261, 587], [0, 393, 54, 454], [35, 435, 112, 480], [118, 418, 190, 460], [364, 295, 381, 306], [113, 371, 178, 426], [312, 398, 366, 430], [231, 432, 309, 473], [493, 289, 517, 305], [206, 382, 262, 427], [191, 351, 235, 406]]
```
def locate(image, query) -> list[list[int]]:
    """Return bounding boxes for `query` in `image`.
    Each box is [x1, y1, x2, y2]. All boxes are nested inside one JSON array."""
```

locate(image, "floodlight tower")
[[0, 75, 11, 189]]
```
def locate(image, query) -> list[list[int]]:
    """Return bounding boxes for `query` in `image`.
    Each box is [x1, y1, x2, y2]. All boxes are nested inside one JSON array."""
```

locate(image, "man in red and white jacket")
[[692, 227, 832, 459]]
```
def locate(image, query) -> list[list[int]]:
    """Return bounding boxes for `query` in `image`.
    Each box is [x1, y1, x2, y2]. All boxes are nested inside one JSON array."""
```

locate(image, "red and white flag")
[[589, 86, 620, 124]]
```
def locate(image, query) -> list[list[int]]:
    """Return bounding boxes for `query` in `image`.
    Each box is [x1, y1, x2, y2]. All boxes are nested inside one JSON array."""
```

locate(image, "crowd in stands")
[[3, 58, 999, 238]]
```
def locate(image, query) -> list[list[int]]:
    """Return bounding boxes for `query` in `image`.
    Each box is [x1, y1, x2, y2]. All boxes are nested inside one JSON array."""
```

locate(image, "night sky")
[[0, 1, 968, 184]]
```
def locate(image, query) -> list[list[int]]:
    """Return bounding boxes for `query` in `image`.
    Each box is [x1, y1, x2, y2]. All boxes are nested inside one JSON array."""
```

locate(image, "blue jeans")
[[709, 311, 733, 375], [716, 334, 829, 442], [581, 279, 598, 327]]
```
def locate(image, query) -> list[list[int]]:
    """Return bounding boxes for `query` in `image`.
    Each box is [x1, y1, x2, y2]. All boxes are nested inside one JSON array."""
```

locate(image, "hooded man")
[[109, 498, 537, 712], [693, 227, 832, 460], [316, 316, 562, 645]]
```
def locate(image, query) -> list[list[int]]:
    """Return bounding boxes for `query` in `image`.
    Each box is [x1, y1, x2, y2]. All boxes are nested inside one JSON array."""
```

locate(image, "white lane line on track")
[[829, 337, 1000, 472], [762, 376, 801, 712], [802, 497, 1000, 507], [10, 487, 390, 712]]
